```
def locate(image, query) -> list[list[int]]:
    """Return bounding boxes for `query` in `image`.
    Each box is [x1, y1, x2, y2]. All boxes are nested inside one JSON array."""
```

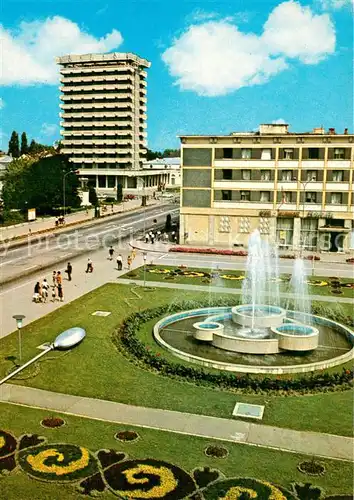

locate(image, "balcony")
[[60, 84, 134, 93], [62, 139, 132, 146], [61, 93, 133, 101], [60, 102, 133, 110], [327, 160, 351, 169], [301, 160, 324, 168], [214, 181, 274, 190], [60, 74, 133, 84], [277, 160, 299, 169], [60, 66, 134, 76], [61, 147, 133, 154], [61, 121, 133, 130], [61, 112, 134, 119]]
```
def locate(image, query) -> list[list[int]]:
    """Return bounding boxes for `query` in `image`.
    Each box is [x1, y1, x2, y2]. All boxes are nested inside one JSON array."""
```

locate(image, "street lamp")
[[143, 252, 147, 287], [12, 314, 25, 365], [63, 169, 79, 217]]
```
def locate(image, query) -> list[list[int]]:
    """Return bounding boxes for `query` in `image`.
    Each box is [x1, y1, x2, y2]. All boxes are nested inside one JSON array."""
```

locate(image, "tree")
[[28, 139, 36, 153], [146, 149, 163, 161], [20, 132, 29, 155], [8, 131, 20, 158], [117, 184, 123, 203], [2, 154, 80, 215], [162, 148, 180, 158]]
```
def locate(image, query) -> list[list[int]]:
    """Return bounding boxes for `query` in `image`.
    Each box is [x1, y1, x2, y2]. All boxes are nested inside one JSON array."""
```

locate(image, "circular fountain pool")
[[154, 306, 354, 374]]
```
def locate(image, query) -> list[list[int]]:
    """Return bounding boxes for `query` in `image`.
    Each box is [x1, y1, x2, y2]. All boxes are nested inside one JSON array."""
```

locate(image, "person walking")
[[56, 271, 63, 302], [33, 282, 42, 303], [145, 233, 149, 244], [116, 254, 123, 270], [131, 247, 136, 260], [127, 254, 132, 270], [86, 258, 93, 273], [52, 271, 57, 286], [41, 278, 49, 302], [108, 246, 114, 261], [66, 262, 72, 281]]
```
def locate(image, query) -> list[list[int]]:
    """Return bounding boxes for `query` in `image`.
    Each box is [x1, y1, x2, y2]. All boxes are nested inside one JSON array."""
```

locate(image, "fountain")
[[153, 231, 354, 374]]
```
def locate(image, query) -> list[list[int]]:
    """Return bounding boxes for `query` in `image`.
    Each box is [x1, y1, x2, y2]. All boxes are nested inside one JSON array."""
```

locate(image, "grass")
[[124, 265, 354, 298], [0, 402, 352, 499], [0, 283, 352, 437]]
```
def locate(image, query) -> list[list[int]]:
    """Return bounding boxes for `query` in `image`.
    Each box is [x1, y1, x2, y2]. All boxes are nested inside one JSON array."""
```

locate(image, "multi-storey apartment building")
[[180, 124, 354, 253], [57, 52, 169, 196]]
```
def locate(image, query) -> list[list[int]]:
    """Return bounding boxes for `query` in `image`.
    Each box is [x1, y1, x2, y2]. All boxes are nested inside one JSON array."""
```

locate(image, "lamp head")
[[13, 314, 25, 329]]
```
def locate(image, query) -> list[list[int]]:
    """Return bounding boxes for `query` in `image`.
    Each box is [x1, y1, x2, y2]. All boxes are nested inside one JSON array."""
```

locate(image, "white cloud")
[[0, 98, 5, 109], [40, 123, 59, 137], [162, 1, 336, 96], [272, 118, 287, 124], [319, 0, 353, 10], [0, 16, 123, 86], [262, 1, 335, 64]]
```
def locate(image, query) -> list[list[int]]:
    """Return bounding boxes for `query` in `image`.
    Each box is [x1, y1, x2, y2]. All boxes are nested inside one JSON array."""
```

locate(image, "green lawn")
[[0, 403, 352, 499], [0, 284, 352, 437], [124, 265, 354, 298]]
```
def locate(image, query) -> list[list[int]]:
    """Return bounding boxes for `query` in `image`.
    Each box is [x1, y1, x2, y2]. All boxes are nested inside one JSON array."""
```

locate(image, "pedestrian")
[[51, 284, 57, 302], [127, 254, 132, 270], [58, 282, 64, 301], [116, 254, 123, 270], [131, 247, 136, 260], [86, 258, 93, 273], [111, 203, 114, 213], [145, 233, 149, 244], [41, 278, 49, 302], [156, 230, 161, 241], [108, 246, 114, 260], [151, 233, 155, 244], [52, 271, 57, 286], [66, 262, 72, 281], [33, 282, 42, 303], [55, 217, 59, 228]]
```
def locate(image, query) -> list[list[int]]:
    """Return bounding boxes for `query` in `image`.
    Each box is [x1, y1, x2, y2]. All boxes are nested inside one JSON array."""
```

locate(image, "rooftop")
[[56, 52, 151, 68]]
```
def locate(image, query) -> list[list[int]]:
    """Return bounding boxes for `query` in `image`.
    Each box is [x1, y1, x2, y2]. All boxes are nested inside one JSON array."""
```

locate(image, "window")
[[260, 191, 271, 202], [241, 148, 252, 159], [284, 148, 294, 160], [305, 192, 316, 203], [261, 149, 272, 160], [107, 176, 116, 188], [281, 170, 292, 181], [331, 193, 342, 204], [308, 148, 320, 159], [306, 171, 317, 181], [261, 170, 271, 181], [222, 190, 232, 201], [98, 175, 106, 188], [222, 169, 232, 180], [332, 170, 344, 182], [242, 169, 251, 180], [334, 148, 345, 160], [241, 190, 250, 201], [223, 148, 233, 159], [283, 191, 292, 203]]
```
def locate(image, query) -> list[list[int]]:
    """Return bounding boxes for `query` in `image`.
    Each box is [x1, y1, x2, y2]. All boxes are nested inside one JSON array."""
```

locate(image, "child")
[[127, 254, 132, 270]]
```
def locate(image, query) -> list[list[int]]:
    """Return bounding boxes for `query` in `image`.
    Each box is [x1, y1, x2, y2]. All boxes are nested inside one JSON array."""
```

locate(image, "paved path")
[[117, 279, 354, 304], [0, 384, 352, 461]]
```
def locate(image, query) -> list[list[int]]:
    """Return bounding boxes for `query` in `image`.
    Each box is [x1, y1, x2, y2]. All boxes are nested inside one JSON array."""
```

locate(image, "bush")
[[112, 299, 353, 395]]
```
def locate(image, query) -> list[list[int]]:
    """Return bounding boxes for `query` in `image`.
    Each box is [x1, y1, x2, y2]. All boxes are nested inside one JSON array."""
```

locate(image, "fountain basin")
[[212, 332, 279, 354], [232, 304, 286, 328], [272, 324, 319, 351], [193, 322, 224, 341]]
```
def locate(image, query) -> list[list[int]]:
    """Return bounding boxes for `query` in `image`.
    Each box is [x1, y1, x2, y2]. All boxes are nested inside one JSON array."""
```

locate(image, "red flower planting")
[[169, 247, 248, 256]]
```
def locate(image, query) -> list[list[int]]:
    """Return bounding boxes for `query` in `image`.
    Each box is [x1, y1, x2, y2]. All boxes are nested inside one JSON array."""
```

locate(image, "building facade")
[[142, 157, 181, 187], [57, 52, 169, 196], [180, 124, 354, 253]]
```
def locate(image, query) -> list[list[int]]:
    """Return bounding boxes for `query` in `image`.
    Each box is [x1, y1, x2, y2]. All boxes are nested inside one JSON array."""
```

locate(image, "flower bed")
[[346, 258, 354, 263], [112, 299, 354, 395], [202, 477, 296, 499], [298, 460, 326, 476], [115, 430, 139, 442], [204, 445, 228, 459], [170, 247, 248, 256], [40, 417, 65, 428]]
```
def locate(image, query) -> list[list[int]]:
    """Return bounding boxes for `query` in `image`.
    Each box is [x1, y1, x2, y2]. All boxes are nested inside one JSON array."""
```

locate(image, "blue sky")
[[0, 0, 353, 151]]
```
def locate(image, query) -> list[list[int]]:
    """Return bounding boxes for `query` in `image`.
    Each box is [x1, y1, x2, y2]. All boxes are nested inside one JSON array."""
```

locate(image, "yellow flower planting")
[[221, 274, 245, 280], [0, 436, 5, 449], [120, 463, 178, 498], [220, 486, 257, 499], [27, 447, 90, 476]]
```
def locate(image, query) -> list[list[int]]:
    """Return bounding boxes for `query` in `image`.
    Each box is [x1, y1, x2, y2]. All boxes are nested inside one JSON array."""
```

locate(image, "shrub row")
[[112, 298, 353, 394], [169, 247, 321, 261]]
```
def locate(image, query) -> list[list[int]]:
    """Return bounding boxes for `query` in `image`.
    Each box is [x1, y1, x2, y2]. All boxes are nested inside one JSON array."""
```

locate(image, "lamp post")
[[63, 169, 79, 217], [298, 178, 317, 275], [143, 252, 147, 287], [12, 314, 25, 365]]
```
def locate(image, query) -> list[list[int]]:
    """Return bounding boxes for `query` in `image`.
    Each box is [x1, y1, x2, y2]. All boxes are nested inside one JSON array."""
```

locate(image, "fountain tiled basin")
[[232, 304, 286, 328], [272, 324, 319, 351], [193, 322, 224, 341]]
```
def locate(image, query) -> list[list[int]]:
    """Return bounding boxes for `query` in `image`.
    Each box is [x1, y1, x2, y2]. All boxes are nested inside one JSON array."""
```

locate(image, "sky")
[[0, 0, 353, 151]]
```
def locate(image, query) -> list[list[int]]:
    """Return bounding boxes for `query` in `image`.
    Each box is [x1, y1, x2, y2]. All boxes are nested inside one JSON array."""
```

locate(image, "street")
[[0, 203, 179, 284]]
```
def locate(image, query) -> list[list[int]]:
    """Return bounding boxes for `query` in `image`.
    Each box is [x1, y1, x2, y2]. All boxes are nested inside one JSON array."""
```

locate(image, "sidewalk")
[[0, 199, 153, 244], [0, 383, 352, 461]]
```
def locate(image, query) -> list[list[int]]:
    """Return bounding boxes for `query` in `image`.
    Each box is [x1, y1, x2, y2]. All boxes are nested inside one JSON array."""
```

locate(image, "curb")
[[0, 203, 170, 253]]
